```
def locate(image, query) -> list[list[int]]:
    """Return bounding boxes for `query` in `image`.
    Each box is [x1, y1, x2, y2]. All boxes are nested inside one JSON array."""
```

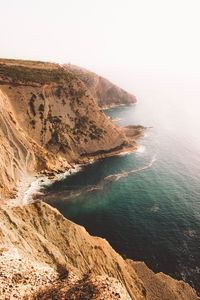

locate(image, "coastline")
[[102, 102, 136, 111], [8, 126, 145, 207], [9, 165, 82, 207]]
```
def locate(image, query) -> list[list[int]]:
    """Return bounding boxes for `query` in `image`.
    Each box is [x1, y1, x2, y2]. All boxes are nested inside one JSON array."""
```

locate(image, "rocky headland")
[[65, 64, 137, 108], [0, 58, 199, 299]]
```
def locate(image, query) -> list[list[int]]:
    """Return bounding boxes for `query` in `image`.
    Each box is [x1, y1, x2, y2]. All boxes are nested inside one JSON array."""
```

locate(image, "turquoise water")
[[44, 93, 200, 293]]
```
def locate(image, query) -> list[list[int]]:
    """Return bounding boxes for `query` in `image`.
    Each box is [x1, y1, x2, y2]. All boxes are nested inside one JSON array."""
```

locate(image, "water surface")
[[43, 88, 200, 293]]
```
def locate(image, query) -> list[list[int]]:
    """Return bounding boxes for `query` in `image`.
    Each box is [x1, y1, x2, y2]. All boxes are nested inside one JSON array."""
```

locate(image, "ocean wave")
[[150, 204, 160, 212], [136, 145, 146, 153], [104, 154, 157, 182], [20, 164, 83, 204], [85, 186, 103, 192], [112, 117, 124, 122], [44, 154, 157, 202], [55, 164, 82, 181], [117, 145, 146, 157], [117, 150, 133, 157], [22, 178, 45, 204]]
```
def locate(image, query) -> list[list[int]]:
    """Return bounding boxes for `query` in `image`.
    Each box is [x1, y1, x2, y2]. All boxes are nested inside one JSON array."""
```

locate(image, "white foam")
[[117, 150, 133, 157], [22, 177, 46, 205], [86, 186, 103, 192], [13, 164, 83, 205], [88, 158, 95, 164], [55, 164, 82, 181], [136, 145, 146, 153], [150, 205, 160, 212], [112, 117, 123, 122], [104, 154, 157, 183]]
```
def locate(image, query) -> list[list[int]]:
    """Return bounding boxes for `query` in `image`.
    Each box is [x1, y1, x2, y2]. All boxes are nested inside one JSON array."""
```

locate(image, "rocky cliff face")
[[0, 59, 138, 200], [0, 201, 199, 300], [65, 64, 137, 107], [0, 59, 199, 300]]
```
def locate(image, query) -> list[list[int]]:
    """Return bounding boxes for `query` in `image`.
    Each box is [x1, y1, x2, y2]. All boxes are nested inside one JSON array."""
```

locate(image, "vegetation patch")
[[55, 86, 62, 98], [0, 64, 75, 85], [29, 94, 37, 116], [89, 122, 104, 140], [30, 119, 36, 129], [39, 93, 45, 100]]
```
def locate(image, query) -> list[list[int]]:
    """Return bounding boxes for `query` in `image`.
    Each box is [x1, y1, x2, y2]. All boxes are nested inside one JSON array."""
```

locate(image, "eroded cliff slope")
[[65, 64, 137, 107], [0, 201, 199, 300], [0, 59, 139, 200], [0, 59, 198, 300]]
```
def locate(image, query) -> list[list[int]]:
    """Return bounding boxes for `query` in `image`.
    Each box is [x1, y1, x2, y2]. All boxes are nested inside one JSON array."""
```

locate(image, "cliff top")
[[0, 58, 59, 69], [0, 58, 74, 85]]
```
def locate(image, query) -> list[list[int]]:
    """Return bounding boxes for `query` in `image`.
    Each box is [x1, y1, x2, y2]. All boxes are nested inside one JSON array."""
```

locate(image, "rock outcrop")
[[65, 64, 137, 107]]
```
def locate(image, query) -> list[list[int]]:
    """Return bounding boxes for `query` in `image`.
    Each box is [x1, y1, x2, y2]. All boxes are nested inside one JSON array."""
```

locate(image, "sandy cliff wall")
[[0, 59, 136, 200], [0, 88, 42, 199], [0, 201, 199, 300]]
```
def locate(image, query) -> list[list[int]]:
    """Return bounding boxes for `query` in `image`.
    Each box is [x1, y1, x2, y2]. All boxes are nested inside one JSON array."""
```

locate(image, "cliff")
[[0, 201, 198, 299], [0, 59, 140, 201], [65, 64, 137, 107], [0, 59, 199, 299]]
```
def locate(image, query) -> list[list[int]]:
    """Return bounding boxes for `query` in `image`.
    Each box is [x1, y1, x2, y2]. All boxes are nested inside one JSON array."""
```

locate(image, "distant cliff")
[[65, 64, 136, 107]]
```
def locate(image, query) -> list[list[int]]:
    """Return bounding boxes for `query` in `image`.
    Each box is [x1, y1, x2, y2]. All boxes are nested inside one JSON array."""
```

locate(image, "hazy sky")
[[0, 0, 200, 91]]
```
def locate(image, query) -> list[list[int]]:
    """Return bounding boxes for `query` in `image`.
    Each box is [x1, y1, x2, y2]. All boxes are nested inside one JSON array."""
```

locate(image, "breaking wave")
[[52, 154, 158, 201], [136, 145, 146, 153], [104, 154, 157, 182]]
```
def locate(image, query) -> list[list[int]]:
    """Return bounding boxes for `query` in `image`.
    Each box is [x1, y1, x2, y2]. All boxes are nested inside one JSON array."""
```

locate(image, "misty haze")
[[0, 1, 200, 299]]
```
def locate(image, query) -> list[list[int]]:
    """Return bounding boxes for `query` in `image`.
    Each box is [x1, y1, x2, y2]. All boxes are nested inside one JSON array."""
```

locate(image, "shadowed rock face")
[[0, 201, 199, 300], [65, 64, 137, 107], [0, 59, 137, 199]]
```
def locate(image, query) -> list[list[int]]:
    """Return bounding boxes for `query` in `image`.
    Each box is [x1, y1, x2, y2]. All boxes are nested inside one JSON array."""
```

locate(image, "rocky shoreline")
[[7, 123, 145, 207]]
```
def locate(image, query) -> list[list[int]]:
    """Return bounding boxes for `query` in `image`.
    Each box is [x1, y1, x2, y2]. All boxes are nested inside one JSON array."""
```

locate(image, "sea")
[[43, 75, 200, 294]]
